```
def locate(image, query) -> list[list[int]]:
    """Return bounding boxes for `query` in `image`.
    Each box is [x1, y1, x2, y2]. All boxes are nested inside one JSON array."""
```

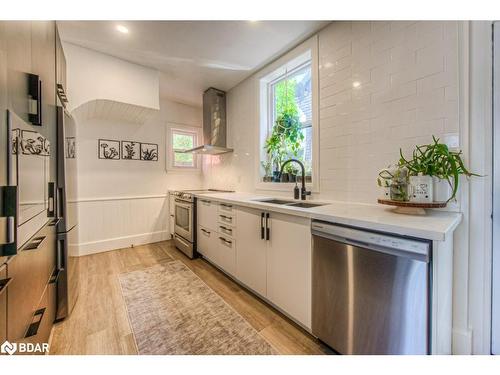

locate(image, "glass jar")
[[390, 167, 409, 201]]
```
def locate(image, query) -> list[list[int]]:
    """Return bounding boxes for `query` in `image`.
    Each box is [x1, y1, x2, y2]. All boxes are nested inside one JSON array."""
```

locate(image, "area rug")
[[118, 260, 277, 355]]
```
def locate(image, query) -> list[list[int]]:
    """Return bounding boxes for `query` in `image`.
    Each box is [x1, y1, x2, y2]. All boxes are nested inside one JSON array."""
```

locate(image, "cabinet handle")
[[200, 199, 211, 204], [201, 228, 211, 236], [220, 215, 232, 222], [220, 226, 232, 234], [0, 277, 12, 297], [24, 236, 47, 251], [25, 308, 46, 338], [261, 212, 265, 240], [49, 269, 60, 284], [220, 203, 232, 208], [265, 213, 270, 241], [219, 237, 232, 245]]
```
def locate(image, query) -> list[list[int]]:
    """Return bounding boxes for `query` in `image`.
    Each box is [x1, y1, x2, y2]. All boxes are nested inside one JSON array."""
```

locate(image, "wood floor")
[[49, 240, 330, 355]]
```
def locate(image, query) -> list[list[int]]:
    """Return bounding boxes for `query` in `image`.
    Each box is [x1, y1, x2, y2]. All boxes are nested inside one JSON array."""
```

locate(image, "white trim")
[[254, 35, 320, 192], [72, 194, 167, 203], [166, 122, 202, 173], [77, 230, 170, 256]]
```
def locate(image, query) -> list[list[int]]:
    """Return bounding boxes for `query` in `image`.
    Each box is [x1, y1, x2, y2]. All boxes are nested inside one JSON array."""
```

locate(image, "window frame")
[[167, 124, 202, 172], [255, 35, 319, 192]]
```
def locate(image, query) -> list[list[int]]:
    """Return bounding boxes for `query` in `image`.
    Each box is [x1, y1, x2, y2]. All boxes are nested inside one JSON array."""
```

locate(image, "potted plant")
[[261, 160, 273, 182], [398, 136, 480, 203], [285, 163, 299, 182]]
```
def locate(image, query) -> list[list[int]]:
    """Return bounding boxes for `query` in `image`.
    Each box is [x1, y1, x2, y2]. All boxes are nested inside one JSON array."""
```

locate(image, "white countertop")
[[194, 192, 462, 241]]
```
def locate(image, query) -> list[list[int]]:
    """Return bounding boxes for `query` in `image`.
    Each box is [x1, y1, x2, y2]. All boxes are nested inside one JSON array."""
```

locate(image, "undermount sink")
[[287, 202, 327, 208], [254, 198, 328, 209], [256, 198, 295, 205]]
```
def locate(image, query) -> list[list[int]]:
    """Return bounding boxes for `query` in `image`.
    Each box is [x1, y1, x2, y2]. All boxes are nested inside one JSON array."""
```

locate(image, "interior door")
[[492, 21, 500, 355]]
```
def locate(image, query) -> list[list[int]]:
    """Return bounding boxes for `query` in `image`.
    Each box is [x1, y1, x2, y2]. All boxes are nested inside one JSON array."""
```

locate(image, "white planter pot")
[[433, 177, 452, 203], [409, 175, 433, 203]]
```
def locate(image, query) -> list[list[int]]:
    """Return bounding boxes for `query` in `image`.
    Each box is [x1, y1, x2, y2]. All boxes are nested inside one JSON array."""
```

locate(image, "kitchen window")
[[167, 126, 201, 170], [257, 36, 318, 191]]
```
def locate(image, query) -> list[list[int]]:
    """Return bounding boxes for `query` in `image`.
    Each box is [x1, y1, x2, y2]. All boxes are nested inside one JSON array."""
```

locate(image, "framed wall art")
[[98, 139, 120, 160]]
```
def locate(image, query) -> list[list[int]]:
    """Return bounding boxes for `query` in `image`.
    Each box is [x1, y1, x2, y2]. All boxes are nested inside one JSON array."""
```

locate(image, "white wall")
[[63, 42, 160, 111], [203, 21, 497, 354], [203, 21, 461, 205], [75, 99, 203, 255]]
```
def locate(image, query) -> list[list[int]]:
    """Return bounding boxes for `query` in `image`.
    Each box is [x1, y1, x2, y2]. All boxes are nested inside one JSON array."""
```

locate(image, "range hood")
[[183, 87, 233, 155]]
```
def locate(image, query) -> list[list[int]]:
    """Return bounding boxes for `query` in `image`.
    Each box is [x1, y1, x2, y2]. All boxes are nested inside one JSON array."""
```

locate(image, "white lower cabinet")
[[266, 212, 312, 329], [214, 234, 236, 276], [234, 205, 312, 329], [235, 206, 267, 296], [197, 225, 217, 260]]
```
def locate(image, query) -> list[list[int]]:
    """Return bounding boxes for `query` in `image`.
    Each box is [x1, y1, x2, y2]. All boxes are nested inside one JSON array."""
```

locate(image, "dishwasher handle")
[[312, 221, 430, 262]]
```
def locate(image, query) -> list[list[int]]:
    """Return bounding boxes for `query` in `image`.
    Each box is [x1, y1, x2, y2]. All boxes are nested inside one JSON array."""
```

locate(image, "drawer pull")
[[201, 228, 211, 236], [48, 218, 60, 227], [25, 308, 46, 338], [219, 215, 232, 221], [219, 237, 232, 245], [0, 277, 12, 296], [24, 236, 47, 251], [219, 226, 232, 234], [49, 269, 60, 284], [220, 203, 232, 208], [200, 199, 211, 204]]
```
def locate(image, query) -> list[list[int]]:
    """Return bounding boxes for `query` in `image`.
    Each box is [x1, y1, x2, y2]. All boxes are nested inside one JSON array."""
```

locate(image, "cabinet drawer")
[[218, 224, 236, 238], [197, 199, 218, 231], [218, 202, 234, 214], [7, 222, 56, 341], [24, 279, 56, 350], [0, 263, 8, 343], [215, 234, 236, 276], [217, 213, 236, 227], [197, 225, 217, 260]]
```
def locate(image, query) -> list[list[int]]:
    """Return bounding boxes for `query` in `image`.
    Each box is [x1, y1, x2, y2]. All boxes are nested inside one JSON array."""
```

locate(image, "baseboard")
[[77, 230, 170, 256], [452, 327, 473, 354]]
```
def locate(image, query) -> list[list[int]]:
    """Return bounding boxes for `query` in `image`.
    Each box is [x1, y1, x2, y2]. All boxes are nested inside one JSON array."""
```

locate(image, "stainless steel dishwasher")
[[311, 221, 431, 355]]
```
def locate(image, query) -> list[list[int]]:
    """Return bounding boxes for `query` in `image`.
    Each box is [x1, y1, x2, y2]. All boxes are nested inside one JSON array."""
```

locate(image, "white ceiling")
[[57, 21, 328, 107]]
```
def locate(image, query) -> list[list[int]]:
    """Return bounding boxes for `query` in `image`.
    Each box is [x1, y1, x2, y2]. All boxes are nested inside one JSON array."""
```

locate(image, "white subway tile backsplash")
[[318, 21, 459, 204]]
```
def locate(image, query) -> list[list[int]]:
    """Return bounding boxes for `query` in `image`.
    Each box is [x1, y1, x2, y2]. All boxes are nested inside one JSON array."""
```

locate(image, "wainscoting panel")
[[76, 195, 170, 256]]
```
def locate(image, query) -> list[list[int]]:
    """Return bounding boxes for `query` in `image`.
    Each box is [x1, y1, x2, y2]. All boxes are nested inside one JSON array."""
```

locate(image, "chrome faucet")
[[279, 159, 311, 200]]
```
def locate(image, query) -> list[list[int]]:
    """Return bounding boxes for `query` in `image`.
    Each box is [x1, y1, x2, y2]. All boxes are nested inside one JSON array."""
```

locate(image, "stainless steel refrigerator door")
[[56, 106, 78, 232], [56, 225, 79, 320], [312, 234, 429, 355], [492, 21, 500, 355]]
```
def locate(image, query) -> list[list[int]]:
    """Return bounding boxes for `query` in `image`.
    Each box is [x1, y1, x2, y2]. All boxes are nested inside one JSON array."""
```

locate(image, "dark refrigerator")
[[55, 105, 79, 321]]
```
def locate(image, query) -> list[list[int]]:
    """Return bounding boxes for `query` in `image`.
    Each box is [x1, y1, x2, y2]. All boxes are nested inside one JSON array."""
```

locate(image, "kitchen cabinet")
[[197, 201, 312, 329], [197, 199, 218, 231], [266, 212, 312, 329], [235, 206, 267, 296], [197, 225, 217, 260], [0, 263, 7, 343]]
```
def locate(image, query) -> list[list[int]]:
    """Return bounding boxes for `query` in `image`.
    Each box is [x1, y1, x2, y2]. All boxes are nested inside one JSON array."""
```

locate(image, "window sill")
[[255, 181, 317, 193]]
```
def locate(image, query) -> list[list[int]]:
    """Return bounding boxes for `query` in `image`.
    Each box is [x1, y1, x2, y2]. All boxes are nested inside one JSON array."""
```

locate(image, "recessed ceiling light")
[[116, 25, 129, 34], [352, 81, 361, 88]]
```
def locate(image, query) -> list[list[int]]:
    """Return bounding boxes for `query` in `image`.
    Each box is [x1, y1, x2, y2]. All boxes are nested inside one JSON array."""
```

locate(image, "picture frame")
[[121, 140, 140, 160], [98, 139, 120, 160], [140, 142, 158, 161]]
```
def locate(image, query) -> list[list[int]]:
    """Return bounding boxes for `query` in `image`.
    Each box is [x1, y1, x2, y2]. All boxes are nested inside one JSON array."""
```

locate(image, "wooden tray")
[[377, 199, 447, 215]]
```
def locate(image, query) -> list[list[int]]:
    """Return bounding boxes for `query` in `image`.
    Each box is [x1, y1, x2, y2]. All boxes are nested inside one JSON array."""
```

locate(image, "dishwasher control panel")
[[311, 221, 430, 257]]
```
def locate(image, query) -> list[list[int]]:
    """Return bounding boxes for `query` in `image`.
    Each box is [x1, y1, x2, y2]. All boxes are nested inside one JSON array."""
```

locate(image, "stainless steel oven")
[[174, 198, 193, 242]]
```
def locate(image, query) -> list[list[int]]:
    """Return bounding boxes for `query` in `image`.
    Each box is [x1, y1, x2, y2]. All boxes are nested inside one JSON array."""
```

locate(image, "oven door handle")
[[174, 199, 193, 209]]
